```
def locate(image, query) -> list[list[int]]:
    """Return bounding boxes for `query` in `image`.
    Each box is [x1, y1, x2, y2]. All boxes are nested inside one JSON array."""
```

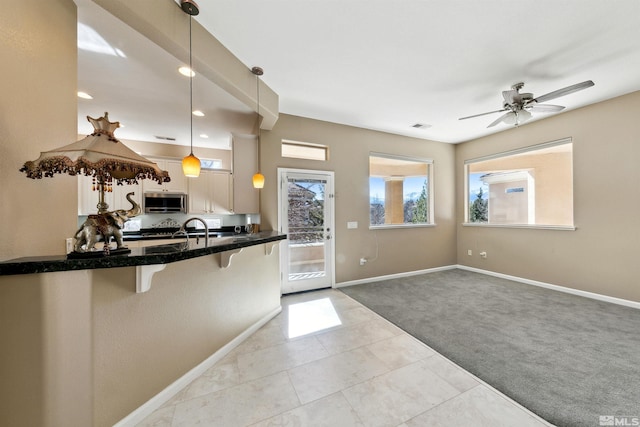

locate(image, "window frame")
[[281, 139, 329, 161], [369, 152, 435, 230], [463, 137, 575, 231]]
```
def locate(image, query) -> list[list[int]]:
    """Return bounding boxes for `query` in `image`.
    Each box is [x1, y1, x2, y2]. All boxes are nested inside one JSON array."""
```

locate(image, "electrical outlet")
[[65, 238, 74, 254], [480, 251, 487, 259], [347, 221, 358, 229], [467, 250, 472, 256], [359, 257, 367, 266]]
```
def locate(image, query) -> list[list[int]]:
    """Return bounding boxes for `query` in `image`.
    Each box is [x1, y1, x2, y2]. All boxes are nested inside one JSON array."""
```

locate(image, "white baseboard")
[[113, 306, 282, 427], [456, 265, 640, 310], [335, 265, 457, 288], [337, 264, 640, 310]]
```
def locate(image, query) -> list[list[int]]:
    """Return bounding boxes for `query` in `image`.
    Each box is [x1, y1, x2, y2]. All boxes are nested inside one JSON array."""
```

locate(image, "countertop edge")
[[0, 232, 287, 276]]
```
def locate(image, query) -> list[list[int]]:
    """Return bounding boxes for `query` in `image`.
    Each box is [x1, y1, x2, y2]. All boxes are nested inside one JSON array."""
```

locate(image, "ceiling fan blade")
[[528, 104, 565, 113], [487, 112, 513, 128], [533, 80, 594, 104], [459, 108, 507, 121]]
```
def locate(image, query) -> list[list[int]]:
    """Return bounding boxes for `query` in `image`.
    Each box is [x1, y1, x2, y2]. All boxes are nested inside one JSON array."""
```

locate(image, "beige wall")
[[457, 91, 640, 302], [92, 244, 281, 426], [0, 278, 45, 426], [0, 271, 93, 427], [260, 114, 457, 283], [0, 0, 79, 426], [0, 0, 78, 260]]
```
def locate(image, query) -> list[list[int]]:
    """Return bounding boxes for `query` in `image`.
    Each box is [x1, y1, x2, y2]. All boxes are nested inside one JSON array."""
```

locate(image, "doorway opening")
[[278, 168, 335, 294]]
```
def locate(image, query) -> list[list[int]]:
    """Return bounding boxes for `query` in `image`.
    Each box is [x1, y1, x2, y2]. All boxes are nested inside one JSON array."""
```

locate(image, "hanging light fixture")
[[181, 0, 201, 178], [252, 66, 265, 189]]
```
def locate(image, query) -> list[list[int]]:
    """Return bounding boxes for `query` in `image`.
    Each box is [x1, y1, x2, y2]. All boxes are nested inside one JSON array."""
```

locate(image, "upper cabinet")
[[232, 136, 260, 213], [188, 170, 232, 214], [78, 175, 110, 215], [142, 159, 188, 193], [78, 148, 258, 216], [78, 175, 142, 215], [114, 184, 142, 213]]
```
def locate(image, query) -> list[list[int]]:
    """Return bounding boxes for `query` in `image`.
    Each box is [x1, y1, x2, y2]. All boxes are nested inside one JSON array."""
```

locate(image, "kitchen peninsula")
[[0, 231, 286, 276], [0, 231, 286, 426]]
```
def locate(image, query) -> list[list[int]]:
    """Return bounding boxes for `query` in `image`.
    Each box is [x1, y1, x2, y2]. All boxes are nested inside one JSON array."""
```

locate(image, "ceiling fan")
[[459, 80, 595, 128]]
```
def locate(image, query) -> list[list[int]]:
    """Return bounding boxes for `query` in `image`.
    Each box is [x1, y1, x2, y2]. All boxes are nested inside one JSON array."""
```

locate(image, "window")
[[282, 140, 329, 161], [465, 138, 573, 228], [369, 153, 434, 228], [200, 158, 222, 169]]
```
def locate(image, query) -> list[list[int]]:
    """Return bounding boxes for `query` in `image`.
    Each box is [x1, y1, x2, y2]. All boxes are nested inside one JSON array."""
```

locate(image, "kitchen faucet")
[[174, 217, 209, 247]]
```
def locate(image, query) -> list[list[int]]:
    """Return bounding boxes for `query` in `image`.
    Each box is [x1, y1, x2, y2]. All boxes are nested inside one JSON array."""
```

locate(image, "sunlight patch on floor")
[[287, 297, 342, 338]]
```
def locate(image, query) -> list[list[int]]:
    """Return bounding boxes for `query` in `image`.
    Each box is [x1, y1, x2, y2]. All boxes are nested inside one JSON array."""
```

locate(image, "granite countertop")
[[0, 231, 286, 276]]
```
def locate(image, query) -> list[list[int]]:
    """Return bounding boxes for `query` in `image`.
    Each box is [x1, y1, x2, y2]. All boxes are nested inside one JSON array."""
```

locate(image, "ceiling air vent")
[[155, 135, 176, 141], [411, 123, 431, 129]]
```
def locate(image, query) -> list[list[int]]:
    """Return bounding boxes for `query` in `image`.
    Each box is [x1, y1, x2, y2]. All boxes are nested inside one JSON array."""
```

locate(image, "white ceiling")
[[78, 0, 640, 148], [77, 1, 256, 151]]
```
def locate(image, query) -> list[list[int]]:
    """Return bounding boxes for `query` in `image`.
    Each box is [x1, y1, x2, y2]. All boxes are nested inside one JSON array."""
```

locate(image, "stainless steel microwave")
[[143, 192, 188, 214]]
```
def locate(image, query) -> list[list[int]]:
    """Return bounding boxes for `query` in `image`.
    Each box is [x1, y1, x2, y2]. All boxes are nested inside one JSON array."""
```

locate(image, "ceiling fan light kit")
[[459, 80, 594, 128]]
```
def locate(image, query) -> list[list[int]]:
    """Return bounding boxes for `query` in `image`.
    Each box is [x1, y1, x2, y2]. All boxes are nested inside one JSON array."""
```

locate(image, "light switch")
[[347, 221, 358, 229]]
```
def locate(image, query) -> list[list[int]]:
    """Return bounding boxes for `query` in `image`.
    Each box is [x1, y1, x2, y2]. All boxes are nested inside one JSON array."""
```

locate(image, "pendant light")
[[181, 0, 201, 178], [252, 66, 265, 188]]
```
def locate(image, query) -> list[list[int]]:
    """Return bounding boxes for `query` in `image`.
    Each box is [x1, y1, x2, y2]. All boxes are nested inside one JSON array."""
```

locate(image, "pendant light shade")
[[182, 152, 201, 177], [181, 0, 201, 177], [252, 66, 264, 189], [252, 172, 265, 188]]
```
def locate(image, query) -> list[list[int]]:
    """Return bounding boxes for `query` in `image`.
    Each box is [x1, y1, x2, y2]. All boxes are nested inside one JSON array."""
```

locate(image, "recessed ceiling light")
[[199, 134, 209, 138], [178, 66, 195, 77], [192, 110, 205, 117], [77, 91, 93, 99]]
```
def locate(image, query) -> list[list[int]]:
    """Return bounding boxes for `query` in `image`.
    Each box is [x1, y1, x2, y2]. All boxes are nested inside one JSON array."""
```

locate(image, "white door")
[[278, 168, 335, 294]]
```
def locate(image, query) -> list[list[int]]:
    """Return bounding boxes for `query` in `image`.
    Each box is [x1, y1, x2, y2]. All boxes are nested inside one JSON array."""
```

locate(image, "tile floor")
[[137, 289, 551, 427]]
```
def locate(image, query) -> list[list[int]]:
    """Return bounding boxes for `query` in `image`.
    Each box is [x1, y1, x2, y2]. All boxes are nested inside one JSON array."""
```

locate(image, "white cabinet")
[[113, 183, 142, 212], [78, 175, 111, 215], [212, 172, 232, 213], [232, 136, 260, 213], [142, 158, 188, 193], [188, 170, 232, 214], [78, 175, 142, 215]]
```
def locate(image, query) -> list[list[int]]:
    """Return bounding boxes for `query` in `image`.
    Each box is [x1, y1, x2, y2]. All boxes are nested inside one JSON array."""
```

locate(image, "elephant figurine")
[[74, 192, 141, 253]]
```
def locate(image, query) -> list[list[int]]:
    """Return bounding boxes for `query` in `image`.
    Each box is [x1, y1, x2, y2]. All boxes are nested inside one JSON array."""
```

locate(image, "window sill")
[[370, 223, 437, 230], [462, 223, 576, 231]]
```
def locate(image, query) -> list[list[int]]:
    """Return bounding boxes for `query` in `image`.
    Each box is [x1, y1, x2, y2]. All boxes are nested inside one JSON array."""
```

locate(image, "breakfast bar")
[[0, 231, 285, 275], [0, 232, 286, 426]]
